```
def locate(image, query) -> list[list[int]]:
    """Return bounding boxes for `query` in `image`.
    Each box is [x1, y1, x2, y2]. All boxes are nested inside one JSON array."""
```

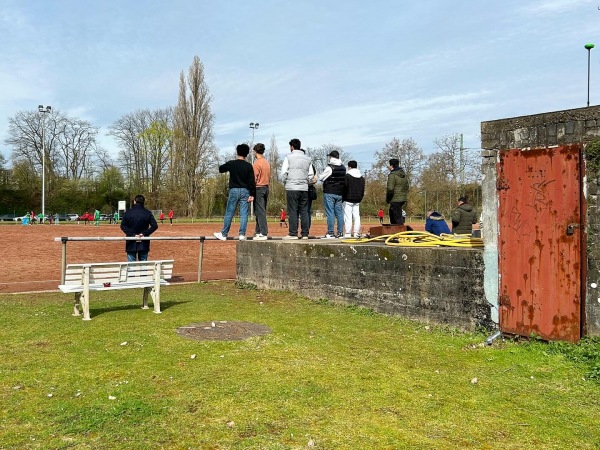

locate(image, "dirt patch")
[[176, 321, 272, 341]]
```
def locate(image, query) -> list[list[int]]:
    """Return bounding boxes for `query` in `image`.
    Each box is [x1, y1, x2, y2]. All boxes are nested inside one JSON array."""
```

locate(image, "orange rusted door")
[[497, 144, 582, 342]]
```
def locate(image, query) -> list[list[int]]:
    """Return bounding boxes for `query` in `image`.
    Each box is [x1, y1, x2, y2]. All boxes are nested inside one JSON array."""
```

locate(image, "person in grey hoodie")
[[342, 160, 365, 238], [386, 158, 409, 225], [451, 197, 477, 234], [281, 138, 315, 239]]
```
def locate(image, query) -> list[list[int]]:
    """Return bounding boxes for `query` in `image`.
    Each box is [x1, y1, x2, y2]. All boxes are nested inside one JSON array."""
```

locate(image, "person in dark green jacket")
[[451, 197, 477, 235], [386, 159, 409, 225]]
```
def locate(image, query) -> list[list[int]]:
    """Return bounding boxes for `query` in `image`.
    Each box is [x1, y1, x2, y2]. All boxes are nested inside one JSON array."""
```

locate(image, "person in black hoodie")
[[120, 194, 158, 261], [319, 150, 346, 238], [342, 160, 365, 238]]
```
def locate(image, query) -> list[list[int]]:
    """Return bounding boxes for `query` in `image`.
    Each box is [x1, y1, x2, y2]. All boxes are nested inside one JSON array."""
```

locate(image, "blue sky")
[[0, 0, 598, 167]]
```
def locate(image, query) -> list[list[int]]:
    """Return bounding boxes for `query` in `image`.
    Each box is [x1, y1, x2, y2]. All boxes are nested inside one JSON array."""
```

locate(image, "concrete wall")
[[481, 105, 600, 336], [237, 241, 493, 331]]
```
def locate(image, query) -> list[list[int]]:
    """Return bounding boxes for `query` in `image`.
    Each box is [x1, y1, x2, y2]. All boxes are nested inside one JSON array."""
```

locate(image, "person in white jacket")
[[342, 160, 365, 238]]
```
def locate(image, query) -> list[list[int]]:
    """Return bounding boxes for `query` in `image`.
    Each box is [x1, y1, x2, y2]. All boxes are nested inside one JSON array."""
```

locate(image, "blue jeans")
[[221, 187, 250, 237], [324, 193, 344, 235], [127, 251, 148, 262]]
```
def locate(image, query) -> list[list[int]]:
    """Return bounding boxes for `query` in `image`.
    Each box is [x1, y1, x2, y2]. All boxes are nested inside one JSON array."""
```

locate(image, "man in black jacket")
[[120, 194, 158, 261], [342, 160, 365, 238]]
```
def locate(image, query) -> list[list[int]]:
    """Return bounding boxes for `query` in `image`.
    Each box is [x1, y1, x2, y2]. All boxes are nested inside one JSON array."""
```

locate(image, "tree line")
[[1, 56, 481, 220]]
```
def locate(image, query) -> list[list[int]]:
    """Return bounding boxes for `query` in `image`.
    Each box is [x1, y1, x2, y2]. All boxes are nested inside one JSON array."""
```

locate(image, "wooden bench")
[[58, 260, 174, 320]]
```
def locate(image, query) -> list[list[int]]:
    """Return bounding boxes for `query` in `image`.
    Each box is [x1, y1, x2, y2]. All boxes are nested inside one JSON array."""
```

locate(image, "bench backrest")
[[63, 260, 174, 286]]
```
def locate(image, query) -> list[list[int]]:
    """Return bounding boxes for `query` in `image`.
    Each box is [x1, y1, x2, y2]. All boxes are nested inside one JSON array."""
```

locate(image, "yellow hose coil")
[[340, 231, 483, 248]]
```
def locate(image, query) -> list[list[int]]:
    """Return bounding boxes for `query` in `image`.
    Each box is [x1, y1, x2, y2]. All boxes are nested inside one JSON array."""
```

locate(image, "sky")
[[1, 0, 598, 168]]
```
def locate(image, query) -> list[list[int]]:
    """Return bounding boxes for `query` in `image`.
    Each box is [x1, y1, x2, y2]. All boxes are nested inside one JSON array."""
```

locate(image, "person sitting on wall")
[[451, 197, 477, 235], [425, 209, 451, 236]]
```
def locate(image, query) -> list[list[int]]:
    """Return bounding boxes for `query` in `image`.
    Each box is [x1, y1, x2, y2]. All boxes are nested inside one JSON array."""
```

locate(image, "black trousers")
[[389, 201, 405, 225]]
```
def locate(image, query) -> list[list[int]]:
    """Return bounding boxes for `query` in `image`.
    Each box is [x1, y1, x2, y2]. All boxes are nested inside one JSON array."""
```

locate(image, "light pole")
[[248, 122, 259, 218], [585, 43, 594, 107], [38, 105, 52, 223]]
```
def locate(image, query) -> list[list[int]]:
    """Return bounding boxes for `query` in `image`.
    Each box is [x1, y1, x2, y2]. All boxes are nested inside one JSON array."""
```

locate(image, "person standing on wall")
[[213, 143, 256, 241], [252, 143, 270, 240], [120, 194, 159, 262], [281, 138, 314, 239], [342, 160, 365, 238], [386, 158, 409, 225], [168, 208, 174, 225], [451, 197, 477, 235], [319, 150, 346, 238]]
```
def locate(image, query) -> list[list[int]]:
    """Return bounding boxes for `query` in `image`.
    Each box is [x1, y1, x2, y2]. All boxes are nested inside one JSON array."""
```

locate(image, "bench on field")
[[58, 260, 174, 320]]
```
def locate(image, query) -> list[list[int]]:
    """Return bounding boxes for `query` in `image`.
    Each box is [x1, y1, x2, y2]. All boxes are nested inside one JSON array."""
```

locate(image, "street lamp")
[[38, 105, 52, 224], [585, 43, 595, 107], [249, 122, 259, 145]]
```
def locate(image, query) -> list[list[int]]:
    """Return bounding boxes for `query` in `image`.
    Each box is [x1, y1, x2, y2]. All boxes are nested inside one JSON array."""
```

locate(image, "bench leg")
[[73, 293, 82, 316], [142, 287, 150, 309], [150, 285, 161, 314], [81, 290, 91, 321]]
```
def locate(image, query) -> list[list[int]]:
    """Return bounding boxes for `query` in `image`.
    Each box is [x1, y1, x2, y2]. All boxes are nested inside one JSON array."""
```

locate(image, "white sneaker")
[[238, 235, 246, 240], [282, 235, 299, 240], [343, 234, 351, 238], [213, 232, 226, 241], [253, 234, 267, 240], [301, 236, 309, 240], [322, 234, 336, 239]]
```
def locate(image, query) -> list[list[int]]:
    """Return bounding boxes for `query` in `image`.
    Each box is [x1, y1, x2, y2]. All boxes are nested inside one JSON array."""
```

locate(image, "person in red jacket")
[[168, 209, 174, 225], [378, 208, 384, 224], [159, 210, 165, 224], [279, 208, 287, 228]]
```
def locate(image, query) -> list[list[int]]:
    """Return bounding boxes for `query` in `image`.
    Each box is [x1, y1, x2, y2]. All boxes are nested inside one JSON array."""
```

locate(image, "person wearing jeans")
[[213, 144, 256, 241], [319, 149, 346, 238]]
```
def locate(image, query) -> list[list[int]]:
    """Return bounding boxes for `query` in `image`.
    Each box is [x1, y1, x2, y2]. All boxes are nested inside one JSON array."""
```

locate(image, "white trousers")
[[343, 202, 361, 235]]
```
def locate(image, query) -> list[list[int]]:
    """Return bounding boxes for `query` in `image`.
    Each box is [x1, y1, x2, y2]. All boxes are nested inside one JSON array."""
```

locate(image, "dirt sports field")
[[0, 219, 424, 294]]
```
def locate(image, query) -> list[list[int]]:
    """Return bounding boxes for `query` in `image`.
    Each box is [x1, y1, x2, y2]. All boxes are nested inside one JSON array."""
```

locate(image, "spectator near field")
[[159, 210, 165, 224], [378, 208, 384, 224], [342, 160, 365, 238], [281, 138, 314, 239], [168, 209, 174, 225], [319, 150, 346, 239], [252, 143, 270, 240], [386, 158, 409, 225], [425, 210, 451, 236], [94, 209, 100, 227], [113, 211, 120, 224], [120, 194, 158, 261], [213, 143, 256, 241], [451, 197, 477, 235]]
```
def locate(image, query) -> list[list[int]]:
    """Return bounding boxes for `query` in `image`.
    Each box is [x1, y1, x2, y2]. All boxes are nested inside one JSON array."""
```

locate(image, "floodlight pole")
[[249, 122, 259, 218], [585, 44, 595, 107], [38, 105, 52, 223]]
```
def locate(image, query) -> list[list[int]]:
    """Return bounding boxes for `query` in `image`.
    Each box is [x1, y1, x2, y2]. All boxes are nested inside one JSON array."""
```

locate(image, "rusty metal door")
[[497, 144, 582, 342]]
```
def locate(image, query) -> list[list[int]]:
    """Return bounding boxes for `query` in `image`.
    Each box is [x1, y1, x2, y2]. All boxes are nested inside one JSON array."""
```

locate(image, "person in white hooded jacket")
[[342, 160, 365, 238]]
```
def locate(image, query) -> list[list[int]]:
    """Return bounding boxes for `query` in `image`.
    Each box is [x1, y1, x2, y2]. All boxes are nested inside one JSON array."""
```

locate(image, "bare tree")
[[432, 133, 480, 186], [171, 55, 215, 217], [306, 144, 352, 175], [371, 137, 425, 183], [267, 134, 281, 182]]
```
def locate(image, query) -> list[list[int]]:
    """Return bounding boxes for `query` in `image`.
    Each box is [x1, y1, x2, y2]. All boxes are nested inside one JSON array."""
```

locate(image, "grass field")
[[1, 281, 599, 449]]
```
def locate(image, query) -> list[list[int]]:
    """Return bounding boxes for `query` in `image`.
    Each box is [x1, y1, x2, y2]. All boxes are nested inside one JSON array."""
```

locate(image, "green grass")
[[0, 282, 599, 449]]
